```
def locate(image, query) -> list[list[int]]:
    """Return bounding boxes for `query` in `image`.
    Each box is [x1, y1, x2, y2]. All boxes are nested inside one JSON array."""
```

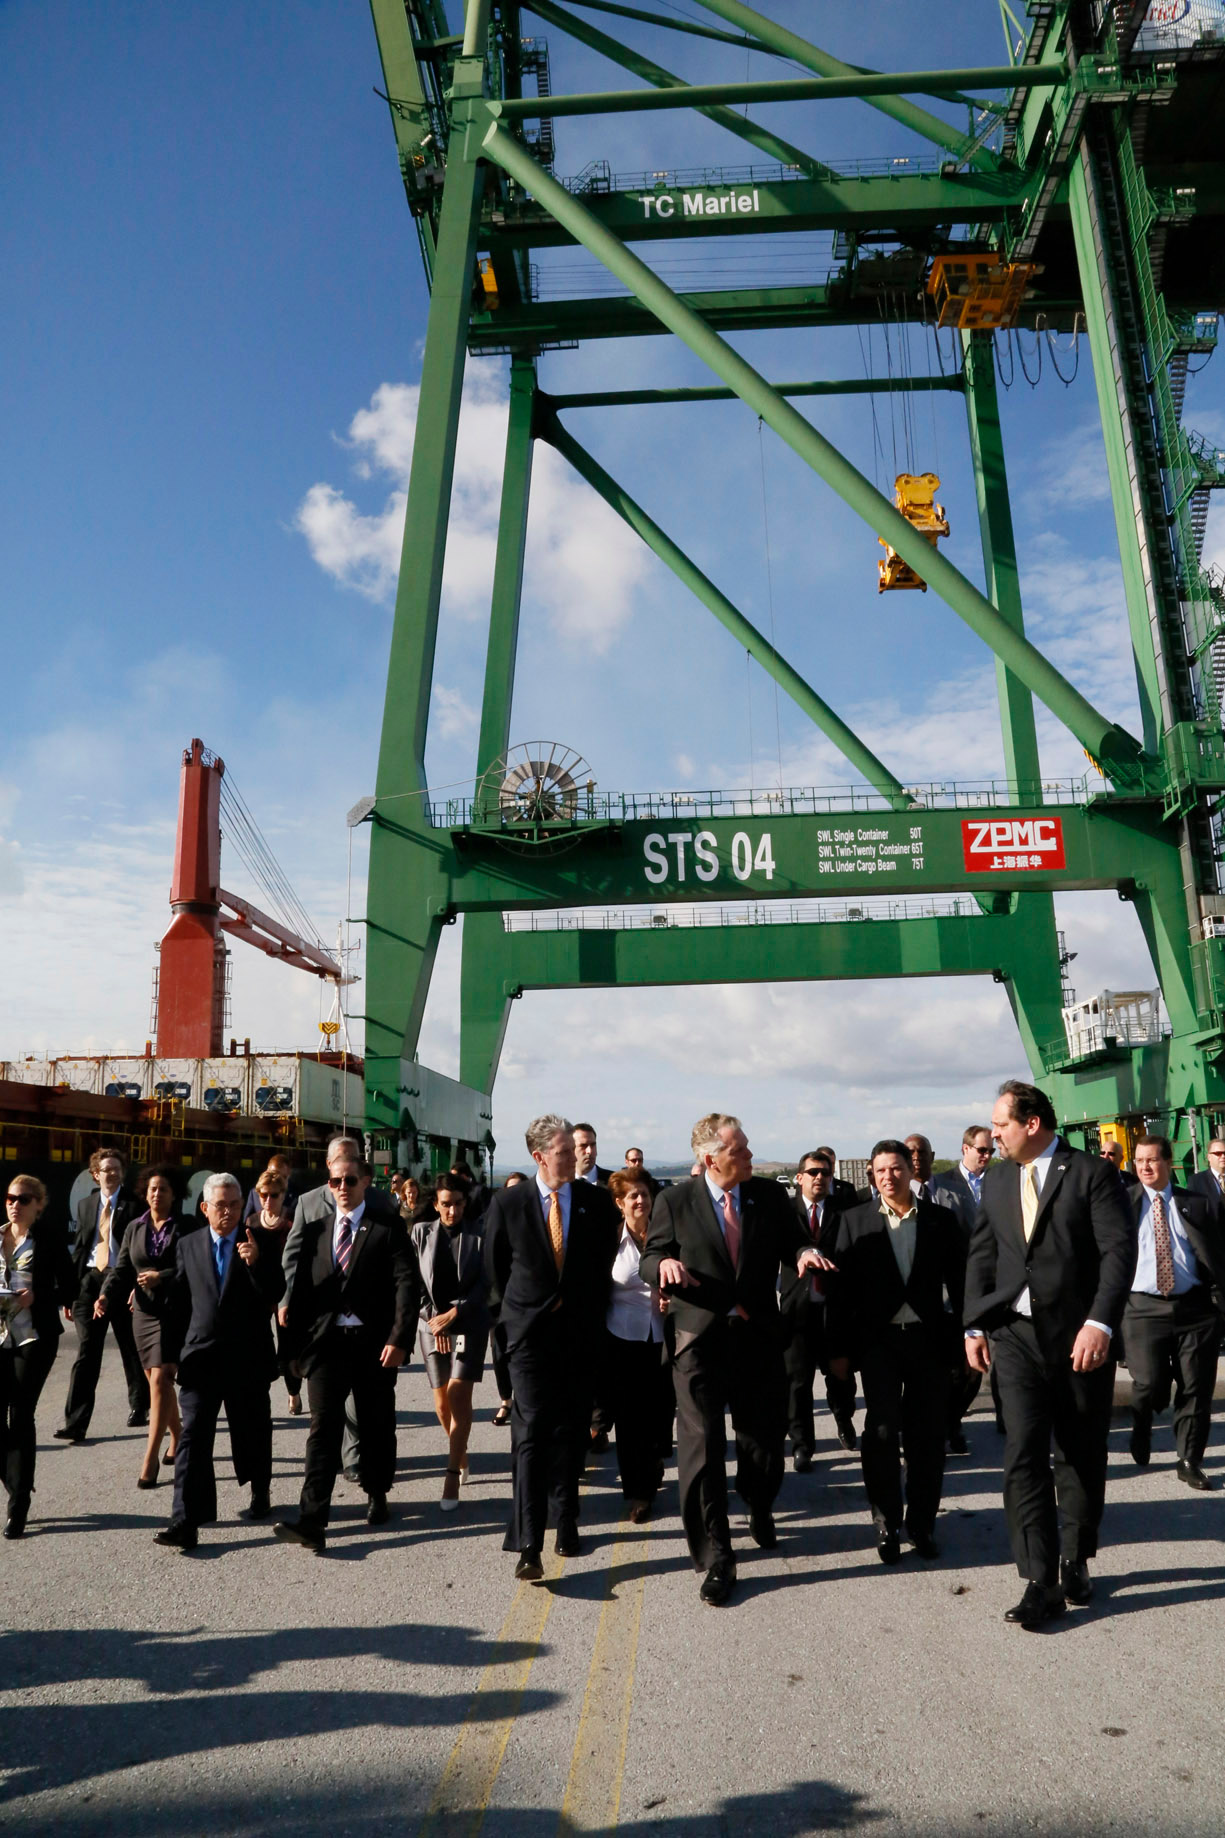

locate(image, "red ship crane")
[[155, 739, 342, 1057]]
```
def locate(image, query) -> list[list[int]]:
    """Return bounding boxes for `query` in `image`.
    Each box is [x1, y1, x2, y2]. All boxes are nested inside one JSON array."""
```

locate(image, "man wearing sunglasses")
[[281, 1139, 406, 1504], [275, 1154, 418, 1553]]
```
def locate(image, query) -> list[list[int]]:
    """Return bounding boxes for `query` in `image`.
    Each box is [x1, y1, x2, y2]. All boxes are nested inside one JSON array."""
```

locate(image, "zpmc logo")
[[961, 816, 1066, 874]]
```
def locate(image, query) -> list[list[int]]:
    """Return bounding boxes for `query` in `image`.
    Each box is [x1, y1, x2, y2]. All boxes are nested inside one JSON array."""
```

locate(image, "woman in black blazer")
[[411, 1174, 491, 1511], [2, 1172, 77, 1537], [97, 1164, 192, 1488]]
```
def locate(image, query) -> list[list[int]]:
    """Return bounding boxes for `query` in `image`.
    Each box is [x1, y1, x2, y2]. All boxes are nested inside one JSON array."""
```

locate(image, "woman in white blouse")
[[605, 1170, 675, 1524]]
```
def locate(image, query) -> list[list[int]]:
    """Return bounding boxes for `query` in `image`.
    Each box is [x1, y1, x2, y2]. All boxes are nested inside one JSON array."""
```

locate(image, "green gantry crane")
[[358, 0, 1225, 1170]]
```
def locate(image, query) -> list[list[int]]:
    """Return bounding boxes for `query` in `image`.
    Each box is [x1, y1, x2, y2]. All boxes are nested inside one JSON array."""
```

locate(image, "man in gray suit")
[[282, 1137, 401, 1486], [932, 1126, 994, 1453]]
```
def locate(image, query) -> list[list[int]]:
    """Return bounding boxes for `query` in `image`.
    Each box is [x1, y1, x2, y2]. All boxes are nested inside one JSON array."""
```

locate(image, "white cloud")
[[1024, 416, 1113, 514], [294, 370, 651, 653], [431, 684, 478, 741]]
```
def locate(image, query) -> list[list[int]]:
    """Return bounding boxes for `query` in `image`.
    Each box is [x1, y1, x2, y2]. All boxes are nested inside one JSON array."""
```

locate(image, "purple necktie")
[[336, 1215, 353, 1276]]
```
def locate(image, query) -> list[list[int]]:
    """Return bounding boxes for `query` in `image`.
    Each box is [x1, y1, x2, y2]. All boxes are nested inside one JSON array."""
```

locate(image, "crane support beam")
[[526, 0, 837, 180], [540, 410, 915, 808], [492, 61, 1066, 120], [217, 890, 342, 979], [547, 376, 965, 410], [481, 118, 1150, 787]]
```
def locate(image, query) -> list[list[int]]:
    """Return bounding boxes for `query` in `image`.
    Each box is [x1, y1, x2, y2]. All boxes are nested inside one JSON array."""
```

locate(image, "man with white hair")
[[154, 1172, 285, 1551], [484, 1114, 618, 1581], [639, 1113, 834, 1605]]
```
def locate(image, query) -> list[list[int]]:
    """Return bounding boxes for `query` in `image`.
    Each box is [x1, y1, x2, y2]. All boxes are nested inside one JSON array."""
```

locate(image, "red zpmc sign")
[[961, 816, 1066, 873]]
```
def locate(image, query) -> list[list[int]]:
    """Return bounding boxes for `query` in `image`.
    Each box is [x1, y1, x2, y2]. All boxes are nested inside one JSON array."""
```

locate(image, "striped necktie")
[[336, 1215, 353, 1276]]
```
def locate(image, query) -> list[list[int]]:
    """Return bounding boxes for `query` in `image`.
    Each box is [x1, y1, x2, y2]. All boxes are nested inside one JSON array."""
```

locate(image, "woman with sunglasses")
[[252, 1170, 302, 1415], [2, 1175, 77, 1537], [96, 1164, 189, 1488]]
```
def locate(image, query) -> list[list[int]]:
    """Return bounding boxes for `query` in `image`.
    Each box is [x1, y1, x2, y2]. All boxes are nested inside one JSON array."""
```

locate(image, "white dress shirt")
[[607, 1225, 663, 1343], [1133, 1183, 1200, 1295], [966, 1138, 1111, 1338], [334, 1198, 366, 1326], [579, 1166, 599, 1186]]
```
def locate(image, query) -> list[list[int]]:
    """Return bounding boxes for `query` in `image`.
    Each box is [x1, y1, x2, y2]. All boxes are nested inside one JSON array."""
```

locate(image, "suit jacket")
[[779, 1190, 848, 1316], [413, 1219, 491, 1337], [1187, 1168, 1225, 1220], [831, 1177, 857, 1208], [825, 1197, 966, 1364], [639, 1174, 809, 1352], [930, 1167, 981, 1242], [282, 1205, 419, 1374], [1128, 1183, 1225, 1301], [283, 1181, 400, 1296], [161, 1225, 285, 1383], [484, 1178, 618, 1352], [964, 1140, 1137, 1363], [102, 1212, 195, 1318], [7, 1220, 77, 1341], [70, 1186, 142, 1283]]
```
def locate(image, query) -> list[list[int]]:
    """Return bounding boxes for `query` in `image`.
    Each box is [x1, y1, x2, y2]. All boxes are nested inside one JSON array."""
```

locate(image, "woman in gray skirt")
[[412, 1170, 491, 1511], [96, 1164, 192, 1488]]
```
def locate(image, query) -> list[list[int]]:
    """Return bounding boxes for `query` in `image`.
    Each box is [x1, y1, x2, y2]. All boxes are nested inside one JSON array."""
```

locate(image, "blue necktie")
[[214, 1236, 227, 1289]]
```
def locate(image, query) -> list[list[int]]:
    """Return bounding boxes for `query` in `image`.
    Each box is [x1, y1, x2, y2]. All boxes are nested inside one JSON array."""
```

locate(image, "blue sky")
[[4, 2, 1224, 1165]]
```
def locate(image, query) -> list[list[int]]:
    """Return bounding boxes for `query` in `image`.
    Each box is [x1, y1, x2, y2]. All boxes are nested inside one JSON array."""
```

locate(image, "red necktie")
[[722, 1190, 740, 1266]]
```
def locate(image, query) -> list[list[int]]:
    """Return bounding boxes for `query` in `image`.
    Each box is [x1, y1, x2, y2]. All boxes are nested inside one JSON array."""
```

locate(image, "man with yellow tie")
[[964, 1080, 1136, 1629], [484, 1115, 619, 1582], [56, 1147, 149, 1441]]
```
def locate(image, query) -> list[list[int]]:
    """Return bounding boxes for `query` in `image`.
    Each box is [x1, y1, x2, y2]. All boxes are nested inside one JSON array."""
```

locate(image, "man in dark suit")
[[274, 1154, 418, 1553], [1124, 1134, 1225, 1490], [574, 1125, 616, 1452], [485, 1114, 619, 1581], [573, 1125, 613, 1188], [965, 1079, 1136, 1628], [826, 1141, 966, 1562], [290, 1136, 402, 1486], [56, 1147, 149, 1440], [780, 1149, 854, 1470], [1187, 1138, 1225, 1219], [639, 1113, 833, 1606], [817, 1145, 857, 1211], [1100, 1139, 1139, 1189], [905, 1133, 937, 1203], [154, 1172, 285, 1550], [931, 1124, 994, 1453]]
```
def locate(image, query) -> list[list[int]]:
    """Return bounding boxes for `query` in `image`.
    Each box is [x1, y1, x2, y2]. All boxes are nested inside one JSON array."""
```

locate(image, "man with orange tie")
[[484, 1115, 618, 1581], [56, 1147, 148, 1441], [639, 1114, 834, 1605]]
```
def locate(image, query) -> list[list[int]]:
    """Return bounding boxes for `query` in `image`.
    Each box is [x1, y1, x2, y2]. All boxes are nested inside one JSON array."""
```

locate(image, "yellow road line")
[[418, 1551, 565, 1838], [558, 1518, 649, 1834]]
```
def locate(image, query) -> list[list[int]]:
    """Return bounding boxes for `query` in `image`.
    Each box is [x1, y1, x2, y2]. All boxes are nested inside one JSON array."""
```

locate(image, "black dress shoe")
[[749, 1508, 777, 1549], [53, 1427, 85, 1443], [699, 1560, 736, 1606], [947, 1431, 969, 1456], [1177, 1461, 1214, 1491], [137, 1476, 158, 1491], [245, 1492, 272, 1520], [554, 1522, 581, 1557], [910, 1530, 940, 1560], [128, 1409, 149, 1429], [273, 1519, 325, 1554], [515, 1548, 544, 1581], [1129, 1416, 1151, 1466], [342, 1466, 361, 1485], [366, 1492, 390, 1525], [876, 1529, 902, 1565], [836, 1422, 858, 1452], [1060, 1559, 1093, 1604], [4, 1508, 28, 1540], [1004, 1581, 1065, 1628], [792, 1449, 812, 1474], [154, 1520, 198, 1552]]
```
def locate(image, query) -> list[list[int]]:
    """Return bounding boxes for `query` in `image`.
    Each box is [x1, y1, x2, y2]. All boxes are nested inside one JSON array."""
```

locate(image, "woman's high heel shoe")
[[440, 1467, 462, 1513], [137, 1472, 159, 1490]]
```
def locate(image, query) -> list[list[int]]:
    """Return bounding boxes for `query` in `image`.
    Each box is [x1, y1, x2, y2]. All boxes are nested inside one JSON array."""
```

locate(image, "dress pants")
[[172, 1358, 273, 1527], [782, 1301, 856, 1457], [946, 1366, 983, 1440], [606, 1330, 674, 1503], [63, 1268, 150, 1433], [991, 1315, 1114, 1586], [503, 1313, 593, 1554], [1, 1335, 59, 1514], [673, 1316, 787, 1572], [857, 1324, 950, 1537], [490, 1315, 513, 1402], [1124, 1287, 1219, 1466], [299, 1326, 398, 1528]]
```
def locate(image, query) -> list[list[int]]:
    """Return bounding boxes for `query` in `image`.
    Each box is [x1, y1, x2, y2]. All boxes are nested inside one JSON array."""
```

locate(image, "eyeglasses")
[[328, 1174, 360, 1188], [6, 1192, 36, 1206]]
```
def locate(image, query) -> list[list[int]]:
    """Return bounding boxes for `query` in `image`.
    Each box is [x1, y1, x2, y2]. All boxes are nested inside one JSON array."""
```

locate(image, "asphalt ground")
[[3, 1341, 1224, 1837]]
